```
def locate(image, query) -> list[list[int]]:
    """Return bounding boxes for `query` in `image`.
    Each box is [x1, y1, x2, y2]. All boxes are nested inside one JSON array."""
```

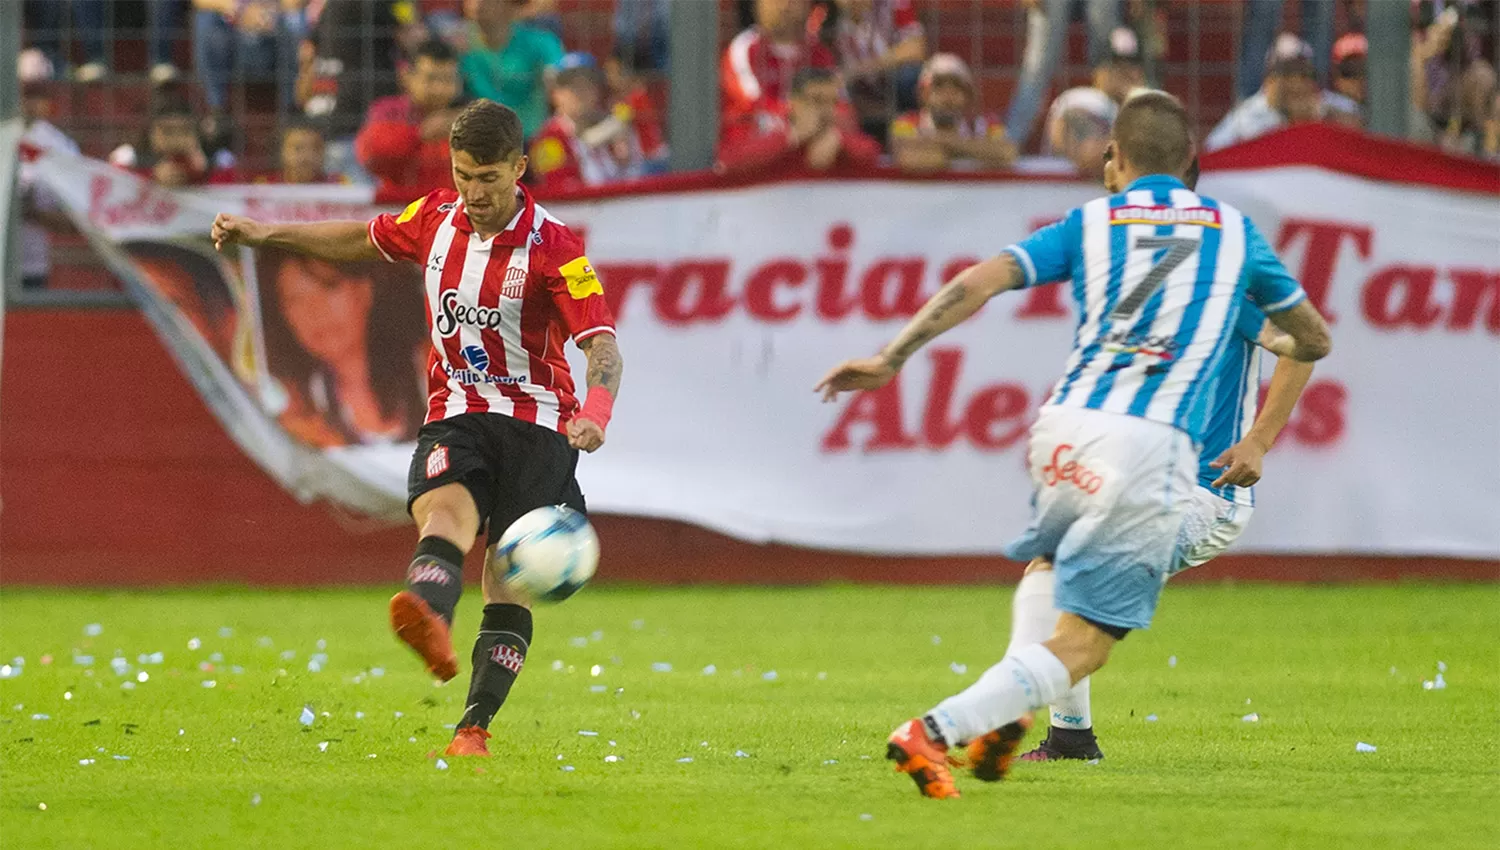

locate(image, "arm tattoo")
[[885, 282, 970, 366], [581, 335, 623, 395]]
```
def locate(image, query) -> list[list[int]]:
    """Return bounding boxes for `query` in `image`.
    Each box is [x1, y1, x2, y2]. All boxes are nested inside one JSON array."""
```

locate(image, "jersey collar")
[[1124, 174, 1188, 192], [454, 186, 535, 246]]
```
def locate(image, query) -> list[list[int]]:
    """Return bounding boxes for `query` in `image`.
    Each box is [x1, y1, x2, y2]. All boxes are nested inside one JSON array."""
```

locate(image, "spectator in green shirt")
[[460, 0, 565, 138]]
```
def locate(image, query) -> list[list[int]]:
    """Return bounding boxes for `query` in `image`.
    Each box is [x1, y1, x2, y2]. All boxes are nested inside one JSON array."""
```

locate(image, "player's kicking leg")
[[389, 481, 480, 682]]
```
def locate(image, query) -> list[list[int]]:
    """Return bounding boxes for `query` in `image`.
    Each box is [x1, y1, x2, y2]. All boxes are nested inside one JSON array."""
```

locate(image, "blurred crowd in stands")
[[15, 1, 1500, 289]]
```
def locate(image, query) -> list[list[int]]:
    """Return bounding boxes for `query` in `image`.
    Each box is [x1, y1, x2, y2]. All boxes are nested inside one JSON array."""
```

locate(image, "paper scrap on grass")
[[1356, 742, 1377, 753], [85, 624, 103, 636], [702, 665, 717, 675], [299, 706, 315, 726], [651, 662, 673, 673], [1242, 713, 1259, 723]]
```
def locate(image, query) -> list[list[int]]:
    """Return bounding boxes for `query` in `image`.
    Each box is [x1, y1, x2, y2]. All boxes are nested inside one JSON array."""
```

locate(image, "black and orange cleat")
[[966, 716, 1033, 782], [886, 718, 961, 799], [389, 590, 459, 682], [444, 726, 491, 757], [1019, 726, 1105, 763]]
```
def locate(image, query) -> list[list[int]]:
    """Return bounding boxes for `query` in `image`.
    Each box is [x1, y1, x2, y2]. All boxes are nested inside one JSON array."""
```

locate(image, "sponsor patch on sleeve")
[[559, 256, 603, 299], [395, 196, 425, 224]]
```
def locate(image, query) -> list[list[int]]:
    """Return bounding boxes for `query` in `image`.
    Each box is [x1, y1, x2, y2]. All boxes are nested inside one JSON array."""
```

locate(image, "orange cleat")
[[388, 590, 459, 682], [886, 718, 961, 799], [444, 726, 491, 757], [966, 716, 1033, 782]]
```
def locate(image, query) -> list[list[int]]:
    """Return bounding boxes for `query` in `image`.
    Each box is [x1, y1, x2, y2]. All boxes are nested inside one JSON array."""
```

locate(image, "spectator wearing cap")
[[721, 0, 838, 151], [459, 0, 564, 139], [828, 0, 927, 142], [528, 56, 657, 191], [354, 39, 462, 195], [1042, 27, 1145, 178], [1205, 33, 1329, 152], [1238, 0, 1334, 100], [1329, 33, 1367, 115], [718, 67, 881, 176], [889, 54, 1016, 173]]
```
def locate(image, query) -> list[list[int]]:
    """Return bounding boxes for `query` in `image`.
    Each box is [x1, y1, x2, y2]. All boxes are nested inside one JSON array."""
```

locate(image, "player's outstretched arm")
[[815, 253, 1023, 401], [568, 333, 623, 453], [1211, 338, 1316, 488], [1263, 301, 1332, 362], [211, 214, 384, 263]]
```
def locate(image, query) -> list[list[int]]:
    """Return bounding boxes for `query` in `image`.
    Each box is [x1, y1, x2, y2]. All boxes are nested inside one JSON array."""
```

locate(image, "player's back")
[[1005, 174, 1304, 445]]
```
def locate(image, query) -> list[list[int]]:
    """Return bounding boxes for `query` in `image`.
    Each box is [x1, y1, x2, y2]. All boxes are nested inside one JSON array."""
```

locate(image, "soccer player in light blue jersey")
[[816, 91, 1331, 799], [1015, 156, 1319, 763]]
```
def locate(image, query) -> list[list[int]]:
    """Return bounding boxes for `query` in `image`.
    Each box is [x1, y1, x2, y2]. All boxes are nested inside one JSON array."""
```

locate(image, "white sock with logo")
[[1050, 676, 1093, 730], [926, 643, 1072, 745]]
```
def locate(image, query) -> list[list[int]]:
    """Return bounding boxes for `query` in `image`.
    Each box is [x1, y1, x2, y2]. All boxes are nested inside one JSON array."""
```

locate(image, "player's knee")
[[480, 551, 533, 608], [1045, 613, 1119, 682], [1023, 557, 1055, 576]]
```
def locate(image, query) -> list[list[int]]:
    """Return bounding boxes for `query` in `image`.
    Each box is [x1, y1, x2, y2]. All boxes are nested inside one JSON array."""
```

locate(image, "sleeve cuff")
[[1003, 245, 1038, 288], [573, 325, 616, 344], [1259, 288, 1307, 314]]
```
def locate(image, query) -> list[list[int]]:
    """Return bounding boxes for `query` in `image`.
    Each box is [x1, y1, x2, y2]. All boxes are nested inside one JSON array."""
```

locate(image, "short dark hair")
[[412, 39, 458, 66], [790, 67, 838, 97], [1184, 155, 1200, 190], [1112, 90, 1194, 177], [449, 99, 524, 164]]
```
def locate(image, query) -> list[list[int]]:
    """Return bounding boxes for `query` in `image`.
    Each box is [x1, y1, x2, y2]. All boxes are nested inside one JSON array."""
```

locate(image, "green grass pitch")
[[1, 583, 1496, 849]]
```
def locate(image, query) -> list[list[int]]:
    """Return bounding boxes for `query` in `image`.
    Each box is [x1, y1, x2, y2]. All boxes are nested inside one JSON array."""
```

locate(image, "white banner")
[[30, 149, 1500, 557]]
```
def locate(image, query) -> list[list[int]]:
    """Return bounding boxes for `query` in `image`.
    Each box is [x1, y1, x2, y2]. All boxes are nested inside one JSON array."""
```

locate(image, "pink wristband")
[[578, 387, 615, 430]]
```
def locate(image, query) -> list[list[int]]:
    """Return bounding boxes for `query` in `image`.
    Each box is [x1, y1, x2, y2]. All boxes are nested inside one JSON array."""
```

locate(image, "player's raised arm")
[[211, 214, 384, 263], [815, 253, 1024, 401]]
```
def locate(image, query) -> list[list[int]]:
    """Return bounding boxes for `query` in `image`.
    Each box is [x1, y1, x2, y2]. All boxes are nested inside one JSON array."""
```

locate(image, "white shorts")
[[1007, 406, 1197, 631], [1172, 486, 1254, 574]]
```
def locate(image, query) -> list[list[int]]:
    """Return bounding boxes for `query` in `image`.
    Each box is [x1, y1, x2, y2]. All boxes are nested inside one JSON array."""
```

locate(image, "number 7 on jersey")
[[1111, 235, 1202, 322]]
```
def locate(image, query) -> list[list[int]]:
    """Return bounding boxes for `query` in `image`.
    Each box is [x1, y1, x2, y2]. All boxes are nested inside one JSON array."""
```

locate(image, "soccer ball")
[[491, 506, 599, 603]]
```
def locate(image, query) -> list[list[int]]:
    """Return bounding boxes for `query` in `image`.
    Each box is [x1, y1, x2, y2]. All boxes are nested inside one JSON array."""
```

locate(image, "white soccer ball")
[[491, 506, 599, 603]]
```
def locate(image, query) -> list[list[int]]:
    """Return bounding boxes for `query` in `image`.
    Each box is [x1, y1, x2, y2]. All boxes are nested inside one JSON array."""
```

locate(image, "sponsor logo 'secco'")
[[435, 289, 506, 336], [1041, 443, 1104, 494]]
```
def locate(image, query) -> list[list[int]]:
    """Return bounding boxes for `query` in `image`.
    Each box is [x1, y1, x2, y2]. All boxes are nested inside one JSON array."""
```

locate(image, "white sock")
[[1004, 569, 1061, 654], [927, 643, 1072, 745], [1050, 676, 1093, 730]]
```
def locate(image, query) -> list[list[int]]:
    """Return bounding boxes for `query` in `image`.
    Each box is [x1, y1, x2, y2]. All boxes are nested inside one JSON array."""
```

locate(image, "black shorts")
[[407, 413, 586, 547]]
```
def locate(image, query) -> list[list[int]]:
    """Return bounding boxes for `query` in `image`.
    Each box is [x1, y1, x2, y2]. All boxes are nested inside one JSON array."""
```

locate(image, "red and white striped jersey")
[[721, 26, 837, 127], [833, 0, 923, 68], [367, 186, 615, 432]]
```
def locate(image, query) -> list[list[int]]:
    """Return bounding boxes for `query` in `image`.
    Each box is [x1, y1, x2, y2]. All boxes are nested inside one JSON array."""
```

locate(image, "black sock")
[[457, 603, 533, 730], [405, 536, 465, 624]]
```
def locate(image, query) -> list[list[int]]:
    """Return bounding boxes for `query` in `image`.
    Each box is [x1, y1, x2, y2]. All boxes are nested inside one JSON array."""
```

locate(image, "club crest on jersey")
[[426, 446, 450, 479], [502, 266, 527, 299], [435, 289, 506, 336]]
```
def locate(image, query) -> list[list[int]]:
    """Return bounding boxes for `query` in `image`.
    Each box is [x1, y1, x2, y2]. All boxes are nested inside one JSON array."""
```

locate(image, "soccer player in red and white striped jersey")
[[212, 100, 623, 758]]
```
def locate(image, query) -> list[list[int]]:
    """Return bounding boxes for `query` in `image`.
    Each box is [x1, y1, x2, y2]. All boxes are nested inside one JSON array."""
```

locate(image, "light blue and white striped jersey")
[[1199, 302, 1266, 507], [1002, 174, 1306, 445]]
